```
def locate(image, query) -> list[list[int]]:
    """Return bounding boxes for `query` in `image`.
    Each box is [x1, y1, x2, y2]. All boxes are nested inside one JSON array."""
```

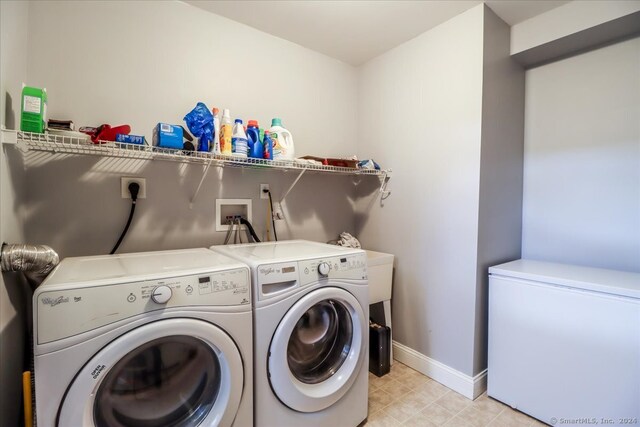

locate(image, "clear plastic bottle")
[[231, 119, 248, 158], [219, 109, 233, 155]]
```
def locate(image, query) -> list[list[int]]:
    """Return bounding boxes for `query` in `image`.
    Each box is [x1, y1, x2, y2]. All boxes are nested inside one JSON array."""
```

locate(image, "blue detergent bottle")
[[263, 131, 274, 160], [246, 120, 264, 158]]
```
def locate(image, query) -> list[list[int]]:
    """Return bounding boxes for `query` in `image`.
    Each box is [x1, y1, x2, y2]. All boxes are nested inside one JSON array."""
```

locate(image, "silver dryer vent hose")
[[1, 243, 59, 275]]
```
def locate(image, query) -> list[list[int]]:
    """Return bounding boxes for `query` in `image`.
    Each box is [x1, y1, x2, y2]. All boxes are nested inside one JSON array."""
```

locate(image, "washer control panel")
[[36, 267, 250, 344], [256, 252, 367, 301]]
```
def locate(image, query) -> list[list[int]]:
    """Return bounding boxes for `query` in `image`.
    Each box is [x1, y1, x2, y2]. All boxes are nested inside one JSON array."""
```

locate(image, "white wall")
[[1, 1, 30, 426], [356, 5, 485, 377], [511, 1, 640, 55], [21, 0, 361, 259], [522, 36, 640, 273]]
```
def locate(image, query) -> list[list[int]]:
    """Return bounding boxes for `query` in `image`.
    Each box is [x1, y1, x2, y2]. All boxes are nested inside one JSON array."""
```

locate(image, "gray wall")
[[356, 5, 485, 377], [356, 5, 525, 378], [1, 1, 30, 425], [1, 2, 362, 424], [19, 0, 363, 259], [23, 155, 359, 259], [474, 7, 525, 375], [522, 36, 640, 273], [25, 1, 359, 160]]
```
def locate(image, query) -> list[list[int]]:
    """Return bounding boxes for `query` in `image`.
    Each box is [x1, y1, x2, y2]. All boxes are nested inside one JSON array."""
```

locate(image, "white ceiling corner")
[[186, 0, 570, 66]]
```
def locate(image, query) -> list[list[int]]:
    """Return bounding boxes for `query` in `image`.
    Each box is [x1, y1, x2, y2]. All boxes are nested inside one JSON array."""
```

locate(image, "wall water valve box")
[[153, 123, 183, 149], [21, 86, 47, 134]]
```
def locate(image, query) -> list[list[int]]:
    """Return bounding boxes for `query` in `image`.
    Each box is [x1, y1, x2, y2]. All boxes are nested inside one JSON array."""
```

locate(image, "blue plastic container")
[[116, 134, 146, 145], [198, 137, 209, 152], [153, 123, 183, 149], [246, 120, 264, 158]]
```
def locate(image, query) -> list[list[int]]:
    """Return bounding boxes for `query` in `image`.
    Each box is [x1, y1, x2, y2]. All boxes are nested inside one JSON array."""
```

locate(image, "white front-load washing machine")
[[33, 248, 253, 427], [211, 240, 369, 427]]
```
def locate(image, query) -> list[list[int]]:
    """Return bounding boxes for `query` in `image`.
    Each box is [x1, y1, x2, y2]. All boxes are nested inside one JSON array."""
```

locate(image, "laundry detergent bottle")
[[263, 131, 274, 160], [231, 119, 248, 158], [246, 120, 264, 159], [219, 109, 233, 155], [269, 118, 294, 161]]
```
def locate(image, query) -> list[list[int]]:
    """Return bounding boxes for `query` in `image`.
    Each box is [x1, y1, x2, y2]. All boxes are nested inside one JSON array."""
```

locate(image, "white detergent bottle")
[[231, 119, 248, 158], [212, 107, 221, 154], [269, 118, 294, 161]]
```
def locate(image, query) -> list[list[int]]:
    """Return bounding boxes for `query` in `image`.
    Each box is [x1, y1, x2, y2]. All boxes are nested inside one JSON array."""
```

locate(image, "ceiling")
[[186, 0, 569, 65]]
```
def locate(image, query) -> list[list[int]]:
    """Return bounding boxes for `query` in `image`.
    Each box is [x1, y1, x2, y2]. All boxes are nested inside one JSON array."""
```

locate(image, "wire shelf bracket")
[[279, 168, 307, 205], [189, 159, 213, 209], [379, 170, 392, 202]]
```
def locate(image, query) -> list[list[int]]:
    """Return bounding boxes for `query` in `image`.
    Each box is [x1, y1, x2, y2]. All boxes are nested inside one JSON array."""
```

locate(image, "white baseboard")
[[392, 341, 487, 400]]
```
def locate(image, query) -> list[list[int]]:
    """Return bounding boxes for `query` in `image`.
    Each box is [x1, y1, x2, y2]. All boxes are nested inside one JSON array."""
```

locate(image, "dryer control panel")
[[35, 267, 250, 344], [299, 253, 368, 286]]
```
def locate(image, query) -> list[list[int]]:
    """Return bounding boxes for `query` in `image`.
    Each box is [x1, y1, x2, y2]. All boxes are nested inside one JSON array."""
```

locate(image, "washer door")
[[58, 318, 244, 427], [268, 287, 366, 413]]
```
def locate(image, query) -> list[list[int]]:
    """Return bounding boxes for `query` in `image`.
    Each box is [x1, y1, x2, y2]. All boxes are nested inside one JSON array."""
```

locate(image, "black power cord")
[[265, 189, 278, 241], [239, 218, 261, 243], [110, 182, 140, 254]]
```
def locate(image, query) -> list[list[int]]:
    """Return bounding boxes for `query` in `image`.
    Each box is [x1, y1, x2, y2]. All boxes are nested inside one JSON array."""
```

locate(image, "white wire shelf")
[[5, 130, 389, 177]]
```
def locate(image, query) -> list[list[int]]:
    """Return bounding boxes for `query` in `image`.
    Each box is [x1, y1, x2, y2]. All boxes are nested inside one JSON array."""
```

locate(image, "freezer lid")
[[489, 259, 640, 299]]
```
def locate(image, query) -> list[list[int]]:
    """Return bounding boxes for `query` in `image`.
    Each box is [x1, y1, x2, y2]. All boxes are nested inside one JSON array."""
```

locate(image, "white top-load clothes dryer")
[[33, 248, 253, 427], [211, 240, 369, 427]]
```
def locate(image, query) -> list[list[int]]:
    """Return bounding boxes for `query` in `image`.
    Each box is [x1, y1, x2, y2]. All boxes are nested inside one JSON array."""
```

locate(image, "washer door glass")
[[94, 335, 220, 427], [59, 318, 245, 427], [268, 287, 366, 413], [287, 300, 352, 384]]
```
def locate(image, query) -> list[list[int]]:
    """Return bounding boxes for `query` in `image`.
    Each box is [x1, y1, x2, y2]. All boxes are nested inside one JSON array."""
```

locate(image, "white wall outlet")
[[272, 202, 284, 221], [121, 177, 146, 199], [260, 184, 270, 199]]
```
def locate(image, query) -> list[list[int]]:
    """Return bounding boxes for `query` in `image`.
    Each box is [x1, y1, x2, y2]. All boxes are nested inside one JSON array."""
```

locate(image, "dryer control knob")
[[318, 262, 331, 277], [151, 285, 173, 304]]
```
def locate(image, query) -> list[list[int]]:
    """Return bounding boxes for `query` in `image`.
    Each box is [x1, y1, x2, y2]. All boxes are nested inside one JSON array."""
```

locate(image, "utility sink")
[[365, 250, 394, 304], [365, 249, 395, 365]]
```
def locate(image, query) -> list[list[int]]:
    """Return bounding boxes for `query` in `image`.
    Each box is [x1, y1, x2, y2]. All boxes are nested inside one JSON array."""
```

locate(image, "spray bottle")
[[212, 107, 221, 154], [219, 109, 233, 155]]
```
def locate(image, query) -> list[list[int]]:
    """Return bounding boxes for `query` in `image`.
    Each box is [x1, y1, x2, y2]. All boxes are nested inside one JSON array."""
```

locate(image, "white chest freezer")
[[488, 259, 640, 426]]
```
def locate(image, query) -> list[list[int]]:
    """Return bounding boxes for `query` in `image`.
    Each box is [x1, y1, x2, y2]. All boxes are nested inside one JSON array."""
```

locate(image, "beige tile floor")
[[365, 361, 547, 427]]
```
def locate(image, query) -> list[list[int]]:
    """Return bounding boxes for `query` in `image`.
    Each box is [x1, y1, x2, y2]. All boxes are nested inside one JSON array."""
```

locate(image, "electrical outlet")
[[272, 202, 284, 220], [260, 184, 270, 199], [121, 177, 146, 199]]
